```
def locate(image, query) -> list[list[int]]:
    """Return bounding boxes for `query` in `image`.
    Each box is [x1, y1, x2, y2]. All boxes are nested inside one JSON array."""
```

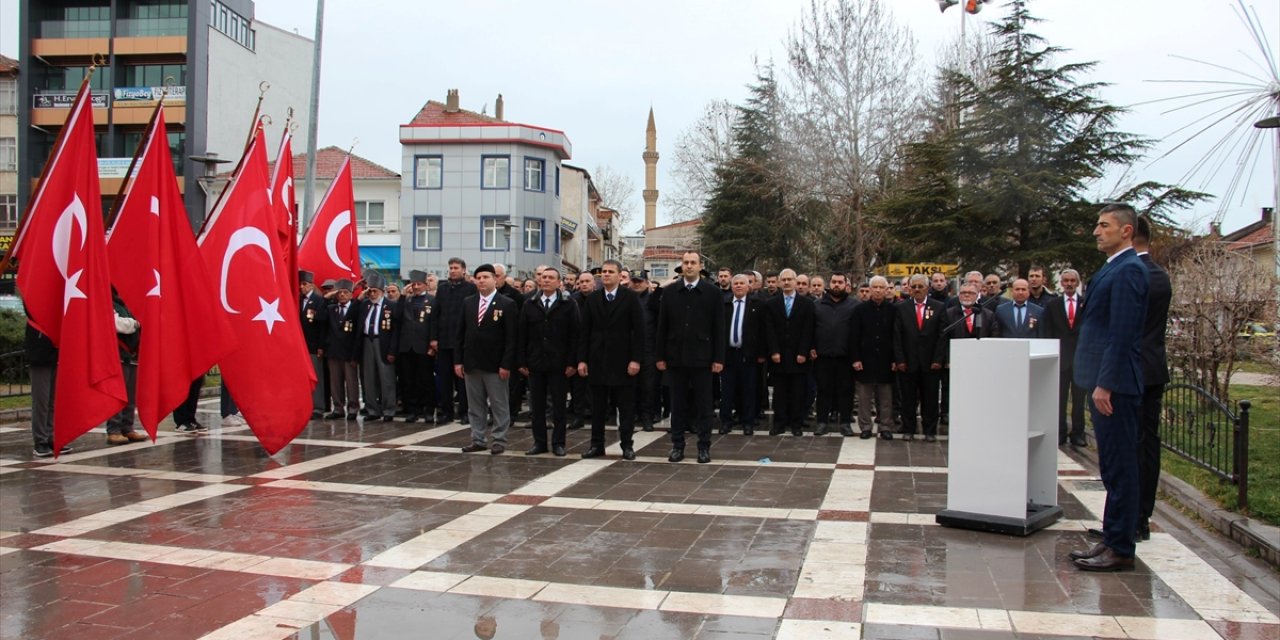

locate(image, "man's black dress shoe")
[[925, 435, 937, 442], [490, 444, 505, 455], [769, 427, 783, 436], [791, 427, 803, 437], [668, 448, 685, 463], [1074, 548, 1135, 572], [460, 443, 486, 453], [880, 431, 893, 440], [553, 445, 566, 457], [525, 445, 549, 456], [311, 411, 324, 420], [718, 424, 731, 435], [859, 430, 872, 440], [743, 426, 754, 436], [1069, 542, 1107, 561], [323, 411, 343, 420], [581, 446, 605, 459], [621, 447, 636, 461], [405, 415, 419, 423], [697, 449, 711, 464], [346, 413, 358, 420], [1071, 436, 1088, 447], [382, 416, 395, 422], [641, 422, 654, 432], [1087, 527, 1104, 539]]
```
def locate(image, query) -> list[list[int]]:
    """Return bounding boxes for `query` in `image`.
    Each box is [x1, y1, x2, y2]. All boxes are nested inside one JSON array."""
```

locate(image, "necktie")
[[732, 299, 743, 347], [687, 283, 694, 292], [1067, 296, 1075, 328], [544, 297, 552, 311], [478, 297, 488, 326], [1016, 304, 1024, 326], [606, 291, 615, 302], [916, 302, 924, 330], [339, 304, 347, 317], [965, 308, 974, 333], [785, 296, 793, 318], [367, 303, 378, 335]]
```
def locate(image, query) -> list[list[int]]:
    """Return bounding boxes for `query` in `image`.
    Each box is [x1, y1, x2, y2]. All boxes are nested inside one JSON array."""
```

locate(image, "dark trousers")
[[719, 348, 759, 428], [1058, 368, 1087, 443], [590, 382, 636, 449], [30, 364, 56, 447], [220, 381, 237, 418], [400, 351, 436, 417], [1137, 383, 1165, 525], [1091, 391, 1141, 557], [771, 370, 808, 430], [668, 366, 712, 449], [898, 370, 941, 436], [814, 358, 854, 425], [509, 371, 527, 417], [636, 361, 659, 424], [570, 376, 592, 422], [106, 363, 138, 434], [529, 370, 569, 448], [435, 348, 467, 418], [172, 376, 203, 426]]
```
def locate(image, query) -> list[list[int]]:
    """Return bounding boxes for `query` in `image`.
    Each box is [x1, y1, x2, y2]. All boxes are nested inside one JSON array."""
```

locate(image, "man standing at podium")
[[1069, 204, 1149, 572]]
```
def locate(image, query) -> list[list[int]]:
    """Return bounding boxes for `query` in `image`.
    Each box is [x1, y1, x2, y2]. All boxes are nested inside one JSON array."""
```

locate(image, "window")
[[523, 157, 545, 192], [524, 219, 544, 253], [554, 166, 560, 197], [481, 217, 510, 250], [414, 156, 442, 189], [651, 265, 669, 280], [414, 216, 441, 250], [0, 195, 17, 230], [554, 224, 561, 254], [355, 201, 385, 230], [122, 64, 187, 87], [481, 156, 509, 189], [0, 79, 15, 115], [0, 138, 15, 172]]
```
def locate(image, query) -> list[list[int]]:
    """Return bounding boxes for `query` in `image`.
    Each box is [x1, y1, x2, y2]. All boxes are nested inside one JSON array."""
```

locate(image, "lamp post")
[[1252, 113, 1279, 310], [499, 220, 517, 276]]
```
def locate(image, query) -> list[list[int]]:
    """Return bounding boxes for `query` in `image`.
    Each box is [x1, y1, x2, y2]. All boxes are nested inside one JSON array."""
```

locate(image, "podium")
[[937, 338, 1063, 536]]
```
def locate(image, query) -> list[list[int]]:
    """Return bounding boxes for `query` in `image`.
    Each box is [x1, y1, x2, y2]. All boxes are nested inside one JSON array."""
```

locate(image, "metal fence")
[[0, 350, 31, 398], [1161, 373, 1253, 509]]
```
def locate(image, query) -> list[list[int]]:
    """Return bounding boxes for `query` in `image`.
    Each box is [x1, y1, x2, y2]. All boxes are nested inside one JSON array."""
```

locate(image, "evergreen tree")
[[699, 66, 798, 272]]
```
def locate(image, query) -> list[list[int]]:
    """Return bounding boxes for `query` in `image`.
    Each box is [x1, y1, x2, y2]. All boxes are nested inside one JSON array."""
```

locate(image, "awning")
[[359, 246, 401, 276]]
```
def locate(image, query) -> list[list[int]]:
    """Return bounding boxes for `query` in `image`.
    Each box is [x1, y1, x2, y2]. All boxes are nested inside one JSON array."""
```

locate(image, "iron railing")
[[1161, 373, 1252, 509], [0, 350, 31, 398]]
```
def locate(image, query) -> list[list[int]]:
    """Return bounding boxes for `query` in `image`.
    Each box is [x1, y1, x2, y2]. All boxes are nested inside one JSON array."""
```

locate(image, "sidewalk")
[[1, 407, 1277, 639]]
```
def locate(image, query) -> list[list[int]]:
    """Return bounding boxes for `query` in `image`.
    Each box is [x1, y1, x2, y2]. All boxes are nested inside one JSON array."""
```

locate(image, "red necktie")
[[916, 302, 924, 330], [478, 297, 488, 326], [965, 309, 973, 333], [1067, 296, 1075, 328]]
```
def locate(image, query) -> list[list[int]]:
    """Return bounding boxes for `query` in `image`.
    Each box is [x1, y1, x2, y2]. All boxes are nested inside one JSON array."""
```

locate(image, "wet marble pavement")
[[1, 402, 1277, 639]]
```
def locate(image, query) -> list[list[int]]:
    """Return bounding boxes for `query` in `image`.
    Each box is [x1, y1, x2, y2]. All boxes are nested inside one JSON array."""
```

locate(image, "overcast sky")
[[2, 0, 1277, 234]]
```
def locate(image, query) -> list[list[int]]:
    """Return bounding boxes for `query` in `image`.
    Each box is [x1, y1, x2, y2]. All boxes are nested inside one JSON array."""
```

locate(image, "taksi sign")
[[886, 263, 959, 277]]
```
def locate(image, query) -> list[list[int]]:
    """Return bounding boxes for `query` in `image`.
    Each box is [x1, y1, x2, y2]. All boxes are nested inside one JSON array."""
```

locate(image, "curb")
[[1071, 435, 1279, 569]]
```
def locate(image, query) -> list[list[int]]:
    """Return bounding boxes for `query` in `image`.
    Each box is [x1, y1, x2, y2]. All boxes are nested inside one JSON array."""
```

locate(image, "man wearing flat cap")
[[322, 279, 361, 420], [358, 272, 398, 422], [299, 270, 328, 418], [456, 264, 519, 454], [396, 269, 437, 423]]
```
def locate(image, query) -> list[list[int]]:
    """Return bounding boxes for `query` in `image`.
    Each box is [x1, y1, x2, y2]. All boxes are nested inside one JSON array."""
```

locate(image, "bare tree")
[[592, 164, 638, 233], [782, 0, 924, 273], [665, 99, 736, 222], [1166, 238, 1278, 404]]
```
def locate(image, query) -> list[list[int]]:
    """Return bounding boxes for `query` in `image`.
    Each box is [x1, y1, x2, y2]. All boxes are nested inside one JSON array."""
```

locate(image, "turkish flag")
[[12, 81, 126, 453], [269, 131, 299, 296], [297, 155, 360, 285], [106, 105, 236, 439], [198, 127, 315, 455]]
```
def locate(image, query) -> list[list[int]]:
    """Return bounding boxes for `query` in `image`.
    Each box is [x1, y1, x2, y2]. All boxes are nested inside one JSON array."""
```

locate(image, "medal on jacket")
[[306, 308, 315, 321], [924, 307, 933, 320], [382, 308, 393, 331], [343, 320, 353, 333], [493, 309, 503, 321]]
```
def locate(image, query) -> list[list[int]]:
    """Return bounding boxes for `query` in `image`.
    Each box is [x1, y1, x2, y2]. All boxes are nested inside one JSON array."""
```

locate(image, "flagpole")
[[105, 82, 171, 232], [196, 107, 269, 239], [0, 62, 101, 275]]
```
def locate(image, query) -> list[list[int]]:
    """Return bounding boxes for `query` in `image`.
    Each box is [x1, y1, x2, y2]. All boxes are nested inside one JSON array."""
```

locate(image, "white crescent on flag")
[[52, 194, 88, 312], [325, 210, 353, 272], [219, 226, 277, 314]]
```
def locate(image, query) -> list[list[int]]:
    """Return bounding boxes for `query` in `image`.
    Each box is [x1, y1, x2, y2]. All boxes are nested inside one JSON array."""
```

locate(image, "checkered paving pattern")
[[1, 400, 1277, 639]]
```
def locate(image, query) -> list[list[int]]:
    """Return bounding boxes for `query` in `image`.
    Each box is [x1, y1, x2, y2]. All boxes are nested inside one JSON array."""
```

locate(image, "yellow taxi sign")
[[886, 263, 960, 277]]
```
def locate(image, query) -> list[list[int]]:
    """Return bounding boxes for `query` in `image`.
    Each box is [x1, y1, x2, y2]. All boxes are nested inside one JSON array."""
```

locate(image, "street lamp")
[[498, 220, 517, 275], [1252, 114, 1279, 307]]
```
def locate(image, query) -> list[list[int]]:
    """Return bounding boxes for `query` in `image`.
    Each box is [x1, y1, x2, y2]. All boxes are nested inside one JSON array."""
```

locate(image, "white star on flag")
[[252, 297, 285, 334]]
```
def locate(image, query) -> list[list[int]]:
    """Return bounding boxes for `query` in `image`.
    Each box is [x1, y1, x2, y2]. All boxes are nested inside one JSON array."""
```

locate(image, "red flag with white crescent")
[[269, 131, 299, 295], [197, 127, 314, 455], [297, 155, 360, 285], [12, 80, 126, 453], [107, 104, 236, 439]]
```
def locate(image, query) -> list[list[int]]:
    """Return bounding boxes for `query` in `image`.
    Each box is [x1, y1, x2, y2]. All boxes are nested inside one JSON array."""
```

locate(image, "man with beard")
[[812, 273, 856, 436]]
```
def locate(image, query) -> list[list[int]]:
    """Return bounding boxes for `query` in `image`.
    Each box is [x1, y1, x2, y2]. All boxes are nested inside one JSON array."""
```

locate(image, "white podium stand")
[[937, 338, 1063, 536]]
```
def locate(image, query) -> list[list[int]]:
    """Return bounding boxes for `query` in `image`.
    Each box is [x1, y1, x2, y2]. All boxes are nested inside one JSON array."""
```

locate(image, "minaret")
[[643, 108, 659, 231]]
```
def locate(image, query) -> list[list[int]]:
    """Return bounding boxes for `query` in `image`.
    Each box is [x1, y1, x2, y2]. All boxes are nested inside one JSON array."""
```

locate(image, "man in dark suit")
[[321, 279, 361, 420], [299, 270, 328, 418], [1069, 203, 1149, 572], [893, 274, 948, 441], [517, 267, 579, 457], [720, 273, 764, 435], [656, 252, 726, 463], [1027, 265, 1058, 307], [395, 270, 437, 423], [981, 274, 1004, 312], [631, 271, 661, 431], [578, 260, 645, 460], [455, 264, 519, 455], [434, 258, 478, 424], [358, 272, 399, 422], [762, 269, 815, 437], [812, 273, 856, 436], [1134, 216, 1172, 541], [995, 279, 1044, 338], [1042, 268, 1087, 446], [851, 276, 897, 440]]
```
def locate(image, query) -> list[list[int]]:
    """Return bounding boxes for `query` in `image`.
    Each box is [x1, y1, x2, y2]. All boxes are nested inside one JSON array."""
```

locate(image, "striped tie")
[[478, 297, 488, 326]]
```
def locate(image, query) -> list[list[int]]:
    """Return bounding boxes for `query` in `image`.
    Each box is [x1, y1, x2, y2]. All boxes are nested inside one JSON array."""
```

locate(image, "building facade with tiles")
[[16, 0, 312, 224], [399, 90, 572, 280]]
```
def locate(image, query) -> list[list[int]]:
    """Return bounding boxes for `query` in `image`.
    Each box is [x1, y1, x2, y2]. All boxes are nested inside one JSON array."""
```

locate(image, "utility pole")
[[302, 0, 325, 229]]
